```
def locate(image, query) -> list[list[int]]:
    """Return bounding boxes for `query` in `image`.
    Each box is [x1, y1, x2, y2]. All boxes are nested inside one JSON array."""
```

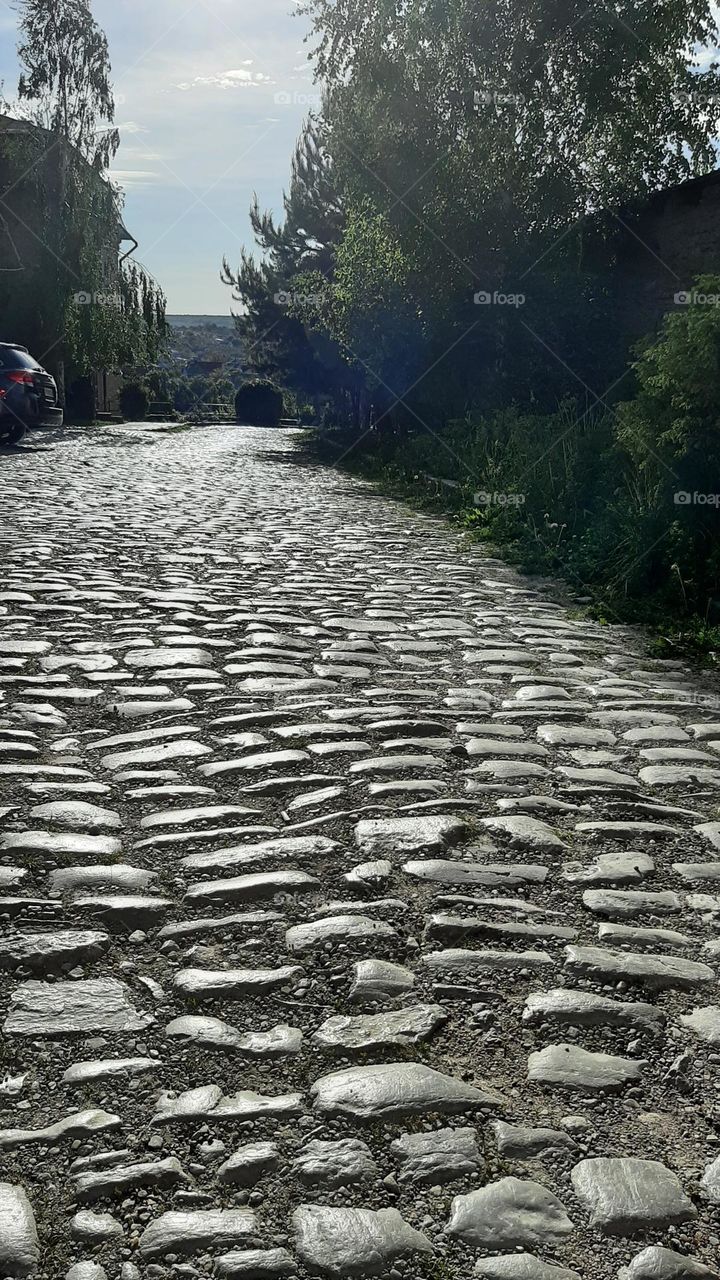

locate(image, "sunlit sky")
[[0, 0, 316, 313]]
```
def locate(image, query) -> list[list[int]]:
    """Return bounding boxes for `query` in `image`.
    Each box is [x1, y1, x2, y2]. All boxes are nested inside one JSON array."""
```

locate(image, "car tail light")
[[6, 370, 34, 385]]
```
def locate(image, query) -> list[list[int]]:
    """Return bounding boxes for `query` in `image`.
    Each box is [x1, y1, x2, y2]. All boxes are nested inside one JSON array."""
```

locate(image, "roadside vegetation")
[[223, 0, 720, 642]]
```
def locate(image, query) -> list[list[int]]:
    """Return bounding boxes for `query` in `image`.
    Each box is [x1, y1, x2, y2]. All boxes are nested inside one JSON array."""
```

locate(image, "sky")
[[0, 0, 317, 313]]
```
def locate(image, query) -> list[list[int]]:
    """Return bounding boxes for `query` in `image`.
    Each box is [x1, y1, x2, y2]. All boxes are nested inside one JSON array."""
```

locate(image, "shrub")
[[234, 379, 283, 426], [119, 382, 149, 420]]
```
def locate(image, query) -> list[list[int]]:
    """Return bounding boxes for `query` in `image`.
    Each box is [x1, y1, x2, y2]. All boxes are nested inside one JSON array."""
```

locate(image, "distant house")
[[0, 111, 138, 413]]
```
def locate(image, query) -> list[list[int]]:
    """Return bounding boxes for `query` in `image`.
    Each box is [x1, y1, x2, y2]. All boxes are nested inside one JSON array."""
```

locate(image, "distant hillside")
[[168, 315, 235, 329]]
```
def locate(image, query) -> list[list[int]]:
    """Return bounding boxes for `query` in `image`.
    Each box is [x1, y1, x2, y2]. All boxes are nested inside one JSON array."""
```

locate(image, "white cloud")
[[110, 168, 163, 187], [175, 68, 273, 91]]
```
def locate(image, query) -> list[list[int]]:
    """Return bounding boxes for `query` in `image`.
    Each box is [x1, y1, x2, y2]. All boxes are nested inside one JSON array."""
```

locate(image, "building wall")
[[608, 174, 720, 339]]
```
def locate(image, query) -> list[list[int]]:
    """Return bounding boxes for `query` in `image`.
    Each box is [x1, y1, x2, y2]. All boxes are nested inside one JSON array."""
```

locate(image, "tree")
[[16, 0, 119, 168], [221, 116, 352, 408], [303, 0, 720, 227]]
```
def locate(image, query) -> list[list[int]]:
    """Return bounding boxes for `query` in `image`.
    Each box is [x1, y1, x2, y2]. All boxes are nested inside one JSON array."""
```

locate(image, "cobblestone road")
[[1, 423, 720, 1280]]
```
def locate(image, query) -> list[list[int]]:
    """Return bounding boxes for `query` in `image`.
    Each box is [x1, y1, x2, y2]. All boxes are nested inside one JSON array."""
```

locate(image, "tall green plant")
[[16, 0, 119, 168]]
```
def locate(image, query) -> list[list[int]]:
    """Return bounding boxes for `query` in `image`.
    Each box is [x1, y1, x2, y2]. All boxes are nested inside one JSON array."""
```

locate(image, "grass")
[[300, 427, 720, 665]]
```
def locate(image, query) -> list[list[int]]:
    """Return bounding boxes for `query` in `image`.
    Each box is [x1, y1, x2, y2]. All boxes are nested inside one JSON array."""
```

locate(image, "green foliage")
[[235, 379, 284, 426], [119, 382, 149, 421], [15, 0, 119, 168]]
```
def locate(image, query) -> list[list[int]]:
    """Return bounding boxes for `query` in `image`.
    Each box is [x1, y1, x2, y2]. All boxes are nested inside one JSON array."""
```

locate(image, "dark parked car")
[[0, 342, 63, 444]]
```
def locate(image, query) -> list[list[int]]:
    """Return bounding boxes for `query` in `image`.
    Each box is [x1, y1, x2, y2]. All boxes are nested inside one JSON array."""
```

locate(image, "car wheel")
[[6, 420, 27, 445]]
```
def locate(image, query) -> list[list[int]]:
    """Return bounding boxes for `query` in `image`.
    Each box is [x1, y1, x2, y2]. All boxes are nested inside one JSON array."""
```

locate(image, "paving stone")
[[344, 859, 392, 888], [166, 1015, 302, 1057], [673, 863, 720, 883], [49, 865, 157, 896], [0, 1108, 120, 1149], [598, 923, 692, 949], [479, 815, 567, 851], [678, 1006, 720, 1044], [138, 1208, 256, 1258], [562, 852, 655, 885], [571, 1158, 696, 1234], [158, 910, 284, 942], [62, 1057, 157, 1085], [70, 1210, 123, 1241], [350, 959, 415, 1003], [126, 646, 214, 669], [0, 930, 109, 971], [153, 1084, 304, 1126], [575, 822, 682, 842], [174, 966, 303, 1000], [313, 1004, 447, 1050], [391, 1126, 483, 1184], [73, 1157, 192, 1201], [564, 945, 715, 990], [292, 1205, 432, 1276], [492, 1120, 577, 1158], [311, 1062, 504, 1118], [475, 1258, 581, 1280], [466, 738, 549, 758], [523, 989, 664, 1034], [293, 1139, 379, 1189], [217, 1142, 279, 1186], [424, 913, 576, 945], [639, 765, 720, 786], [447, 1176, 574, 1249], [528, 1043, 644, 1091], [404, 859, 548, 887], [0, 1183, 40, 1277], [180, 834, 338, 871], [102, 739, 211, 768], [199, 749, 310, 777], [110, 697, 195, 718], [699, 1155, 720, 1202], [353, 814, 467, 856], [538, 725, 616, 747], [617, 1247, 715, 1279], [215, 1250, 297, 1278], [185, 871, 320, 907], [424, 948, 554, 973], [0, 866, 27, 888], [27, 801, 121, 829], [287, 915, 396, 953], [582, 889, 683, 918], [73, 895, 173, 930], [4, 977, 154, 1036], [1, 830, 122, 857]]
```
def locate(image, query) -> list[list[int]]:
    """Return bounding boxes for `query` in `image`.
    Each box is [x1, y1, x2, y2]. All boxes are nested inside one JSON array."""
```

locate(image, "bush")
[[234, 379, 283, 426], [120, 382, 149, 420]]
